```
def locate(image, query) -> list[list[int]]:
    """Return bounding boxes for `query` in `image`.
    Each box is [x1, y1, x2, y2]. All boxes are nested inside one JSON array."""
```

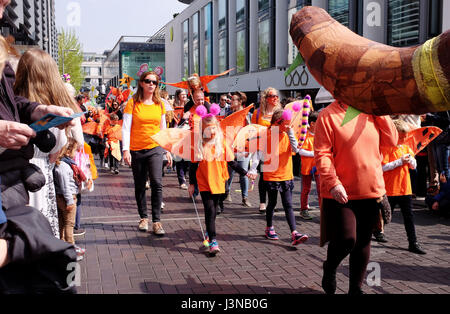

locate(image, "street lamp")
[[62, 49, 77, 75]]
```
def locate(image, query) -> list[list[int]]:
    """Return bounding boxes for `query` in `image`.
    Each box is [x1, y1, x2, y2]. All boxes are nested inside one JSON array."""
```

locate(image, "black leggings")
[[322, 198, 379, 290], [131, 147, 164, 222], [200, 192, 220, 240], [266, 188, 297, 232], [388, 195, 417, 244], [258, 164, 267, 204]]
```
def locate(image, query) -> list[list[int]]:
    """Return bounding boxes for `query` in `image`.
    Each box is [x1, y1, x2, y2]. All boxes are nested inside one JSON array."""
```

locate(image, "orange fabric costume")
[[381, 145, 415, 196], [262, 130, 294, 182], [300, 131, 315, 176], [314, 101, 398, 200]]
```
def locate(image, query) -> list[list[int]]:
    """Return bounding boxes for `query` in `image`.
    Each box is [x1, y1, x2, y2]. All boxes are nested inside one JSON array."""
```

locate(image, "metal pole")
[[62, 50, 65, 75]]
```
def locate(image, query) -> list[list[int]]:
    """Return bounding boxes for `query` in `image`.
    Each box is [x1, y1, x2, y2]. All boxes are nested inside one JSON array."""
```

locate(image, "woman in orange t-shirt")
[[251, 87, 282, 213], [249, 109, 309, 247], [314, 101, 398, 295], [122, 71, 172, 236], [188, 105, 254, 256]]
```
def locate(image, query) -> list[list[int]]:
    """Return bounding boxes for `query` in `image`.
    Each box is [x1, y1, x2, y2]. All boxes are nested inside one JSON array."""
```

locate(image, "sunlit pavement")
[[75, 163, 450, 294]]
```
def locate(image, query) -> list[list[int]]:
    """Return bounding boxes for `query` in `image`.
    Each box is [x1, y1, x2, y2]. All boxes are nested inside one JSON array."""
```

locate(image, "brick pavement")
[[74, 164, 450, 294]]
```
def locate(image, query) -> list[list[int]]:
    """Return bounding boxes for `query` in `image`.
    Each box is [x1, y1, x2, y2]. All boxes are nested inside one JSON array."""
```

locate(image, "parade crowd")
[[0, 1, 449, 294]]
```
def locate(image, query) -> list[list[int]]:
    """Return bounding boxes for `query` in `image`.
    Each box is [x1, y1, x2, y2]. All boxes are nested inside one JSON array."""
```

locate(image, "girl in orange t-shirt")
[[249, 109, 309, 246], [188, 105, 254, 256], [299, 111, 320, 220]]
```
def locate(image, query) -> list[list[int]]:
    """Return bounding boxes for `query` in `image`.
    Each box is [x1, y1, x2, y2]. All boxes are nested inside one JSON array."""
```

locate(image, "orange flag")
[[403, 126, 442, 155], [220, 105, 254, 146], [163, 68, 234, 94], [82, 121, 98, 135], [84, 142, 98, 180]]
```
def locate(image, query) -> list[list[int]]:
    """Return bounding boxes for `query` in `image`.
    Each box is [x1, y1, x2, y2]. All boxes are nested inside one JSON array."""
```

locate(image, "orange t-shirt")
[[251, 109, 272, 127], [262, 130, 294, 182], [195, 142, 234, 194], [382, 145, 415, 196], [314, 101, 398, 200], [300, 131, 315, 176], [124, 98, 165, 151]]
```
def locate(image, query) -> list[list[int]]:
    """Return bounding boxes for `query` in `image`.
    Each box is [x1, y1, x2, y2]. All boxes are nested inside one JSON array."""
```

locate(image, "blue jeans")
[[226, 157, 250, 199], [432, 143, 450, 181]]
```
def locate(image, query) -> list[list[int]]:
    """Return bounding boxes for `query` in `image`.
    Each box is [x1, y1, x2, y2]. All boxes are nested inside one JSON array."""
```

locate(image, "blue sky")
[[55, 0, 188, 53]]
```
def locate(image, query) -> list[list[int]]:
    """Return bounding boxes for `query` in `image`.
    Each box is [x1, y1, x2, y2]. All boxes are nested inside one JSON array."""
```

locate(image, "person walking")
[[314, 101, 398, 295], [122, 71, 172, 236]]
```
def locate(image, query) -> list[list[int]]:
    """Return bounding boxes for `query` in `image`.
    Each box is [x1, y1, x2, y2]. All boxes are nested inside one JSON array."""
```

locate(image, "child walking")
[[249, 109, 309, 246], [380, 119, 426, 254], [54, 138, 86, 260], [188, 105, 254, 255], [299, 111, 320, 220], [104, 113, 122, 174]]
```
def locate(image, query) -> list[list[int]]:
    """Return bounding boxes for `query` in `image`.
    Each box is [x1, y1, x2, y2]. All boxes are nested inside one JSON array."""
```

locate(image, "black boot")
[[322, 261, 337, 295], [348, 286, 364, 295], [408, 242, 426, 255]]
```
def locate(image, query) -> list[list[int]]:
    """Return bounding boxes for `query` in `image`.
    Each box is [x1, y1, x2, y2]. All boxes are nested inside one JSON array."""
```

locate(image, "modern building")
[[103, 33, 165, 89], [0, 0, 58, 60], [81, 52, 106, 91], [165, 0, 450, 105]]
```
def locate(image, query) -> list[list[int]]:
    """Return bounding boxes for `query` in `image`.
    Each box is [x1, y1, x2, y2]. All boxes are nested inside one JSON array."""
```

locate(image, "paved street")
[[75, 163, 450, 294]]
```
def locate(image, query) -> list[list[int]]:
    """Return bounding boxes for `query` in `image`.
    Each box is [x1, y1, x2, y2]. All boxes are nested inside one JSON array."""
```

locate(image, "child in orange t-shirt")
[[249, 109, 309, 246], [188, 105, 254, 256], [104, 113, 122, 174], [299, 111, 320, 220], [380, 119, 426, 254]]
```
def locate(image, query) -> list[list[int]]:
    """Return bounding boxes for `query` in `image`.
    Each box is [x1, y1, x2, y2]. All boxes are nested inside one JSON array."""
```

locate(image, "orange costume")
[[381, 145, 416, 196], [314, 101, 398, 201], [300, 131, 315, 176]]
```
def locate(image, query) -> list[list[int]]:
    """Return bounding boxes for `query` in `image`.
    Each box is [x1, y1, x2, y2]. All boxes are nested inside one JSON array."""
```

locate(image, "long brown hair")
[[13, 48, 80, 113], [133, 71, 162, 105]]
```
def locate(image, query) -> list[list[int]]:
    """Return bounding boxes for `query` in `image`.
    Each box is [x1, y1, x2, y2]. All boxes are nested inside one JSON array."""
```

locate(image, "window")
[[204, 3, 213, 75], [183, 19, 189, 77], [428, 0, 442, 38], [236, 0, 249, 73], [388, 0, 420, 47], [288, 0, 312, 65], [193, 12, 200, 74], [218, 0, 228, 73], [328, 0, 349, 27], [258, 0, 275, 70]]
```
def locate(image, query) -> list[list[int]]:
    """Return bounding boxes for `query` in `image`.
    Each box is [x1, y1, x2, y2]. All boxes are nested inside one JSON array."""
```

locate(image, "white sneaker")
[[161, 202, 165, 209]]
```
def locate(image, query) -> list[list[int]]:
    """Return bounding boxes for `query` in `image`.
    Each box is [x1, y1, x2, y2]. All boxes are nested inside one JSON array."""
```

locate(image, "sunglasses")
[[267, 94, 278, 99], [142, 79, 158, 85]]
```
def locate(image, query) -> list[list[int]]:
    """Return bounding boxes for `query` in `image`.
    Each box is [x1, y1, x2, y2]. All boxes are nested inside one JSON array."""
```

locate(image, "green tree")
[[58, 28, 83, 92]]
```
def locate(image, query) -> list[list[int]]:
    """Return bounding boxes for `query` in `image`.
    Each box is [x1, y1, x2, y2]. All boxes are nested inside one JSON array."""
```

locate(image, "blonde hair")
[[196, 116, 224, 161], [0, 35, 20, 75], [187, 74, 202, 95], [133, 71, 163, 105], [13, 48, 80, 113], [55, 137, 79, 166], [260, 87, 281, 116]]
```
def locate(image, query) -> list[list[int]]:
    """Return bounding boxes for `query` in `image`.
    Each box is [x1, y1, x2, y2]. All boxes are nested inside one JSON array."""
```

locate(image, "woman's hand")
[[0, 239, 9, 268], [0, 120, 36, 150], [188, 184, 195, 198], [32, 105, 76, 129], [166, 152, 173, 168], [432, 201, 439, 211], [123, 150, 132, 166], [330, 184, 348, 204], [247, 172, 257, 180]]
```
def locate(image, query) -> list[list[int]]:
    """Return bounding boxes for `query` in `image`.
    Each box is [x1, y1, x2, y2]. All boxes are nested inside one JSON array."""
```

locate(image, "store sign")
[[285, 67, 309, 87]]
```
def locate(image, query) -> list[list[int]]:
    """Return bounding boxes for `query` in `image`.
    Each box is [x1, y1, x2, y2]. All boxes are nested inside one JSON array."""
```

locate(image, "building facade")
[[165, 0, 450, 104], [81, 52, 106, 91], [0, 0, 58, 60], [103, 35, 165, 89]]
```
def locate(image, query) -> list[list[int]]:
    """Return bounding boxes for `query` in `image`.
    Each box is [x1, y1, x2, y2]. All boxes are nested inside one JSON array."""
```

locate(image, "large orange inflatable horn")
[[289, 6, 450, 115]]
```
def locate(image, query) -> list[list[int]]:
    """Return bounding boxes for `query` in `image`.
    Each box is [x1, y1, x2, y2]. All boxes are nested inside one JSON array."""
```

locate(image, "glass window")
[[258, 19, 270, 69], [388, 0, 420, 47], [204, 3, 213, 75], [193, 12, 199, 74], [236, 0, 248, 73], [218, 0, 228, 72], [258, 0, 270, 11], [429, 0, 442, 38], [183, 19, 189, 78], [236, 30, 246, 73], [328, 0, 349, 27], [288, 0, 311, 65]]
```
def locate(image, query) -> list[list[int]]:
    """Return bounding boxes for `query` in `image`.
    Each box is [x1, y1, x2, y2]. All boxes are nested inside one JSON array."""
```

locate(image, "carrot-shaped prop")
[[289, 6, 450, 115]]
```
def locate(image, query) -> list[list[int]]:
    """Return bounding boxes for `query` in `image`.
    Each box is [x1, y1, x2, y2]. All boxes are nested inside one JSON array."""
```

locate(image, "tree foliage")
[[58, 28, 83, 92]]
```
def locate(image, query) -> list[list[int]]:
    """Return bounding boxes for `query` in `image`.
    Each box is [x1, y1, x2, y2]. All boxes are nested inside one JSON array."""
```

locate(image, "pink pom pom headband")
[[196, 104, 221, 119]]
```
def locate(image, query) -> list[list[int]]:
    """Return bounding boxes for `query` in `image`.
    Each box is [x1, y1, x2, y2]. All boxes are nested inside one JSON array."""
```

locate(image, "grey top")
[[53, 161, 78, 205]]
